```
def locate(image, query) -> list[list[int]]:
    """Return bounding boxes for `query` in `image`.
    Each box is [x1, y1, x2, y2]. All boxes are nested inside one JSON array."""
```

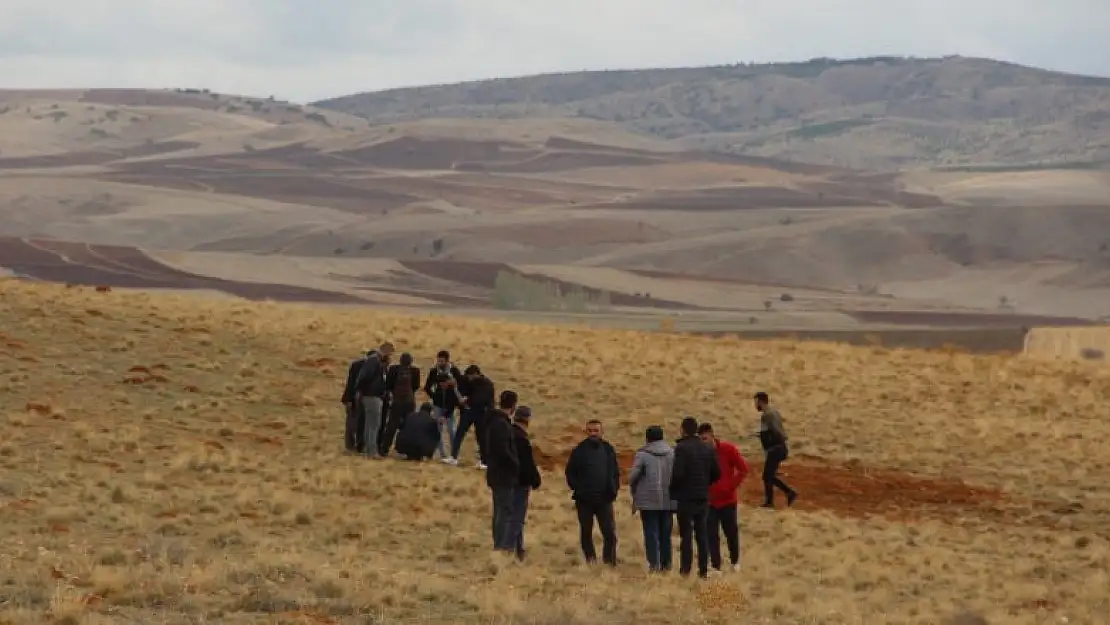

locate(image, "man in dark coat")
[[506, 406, 541, 560], [484, 390, 519, 552], [564, 419, 620, 566], [353, 342, 394, 459], [670, 416, 722, 578], [394, 403, 441, 461], [424, 350, 463, 459], [754, 392, 798, 508], [341, 350, 369, 452], [444, 365, 494, 468], [382, 352, 421, 455]]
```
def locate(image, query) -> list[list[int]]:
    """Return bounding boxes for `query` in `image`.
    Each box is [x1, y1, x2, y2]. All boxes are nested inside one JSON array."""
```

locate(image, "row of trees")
[[491, 270, 611, 312]]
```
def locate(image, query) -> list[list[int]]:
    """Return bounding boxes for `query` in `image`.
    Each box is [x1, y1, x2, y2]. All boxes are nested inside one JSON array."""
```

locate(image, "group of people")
[[339, 342, 799, 578]]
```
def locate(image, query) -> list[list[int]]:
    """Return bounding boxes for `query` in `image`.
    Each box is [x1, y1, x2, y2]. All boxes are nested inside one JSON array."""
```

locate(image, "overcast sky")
[[1, 0, 1107, 103]]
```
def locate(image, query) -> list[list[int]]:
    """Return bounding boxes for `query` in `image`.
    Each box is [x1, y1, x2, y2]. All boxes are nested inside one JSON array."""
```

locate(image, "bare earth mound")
[[2, 279, 1107, 624]]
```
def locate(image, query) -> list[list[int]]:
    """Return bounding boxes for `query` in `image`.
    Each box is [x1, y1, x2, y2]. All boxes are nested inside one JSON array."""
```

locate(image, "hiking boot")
[[786, 491, 798, 507]]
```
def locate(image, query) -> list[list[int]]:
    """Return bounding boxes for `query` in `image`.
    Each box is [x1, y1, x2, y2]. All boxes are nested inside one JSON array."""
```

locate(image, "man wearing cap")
[[506, 405, 541, 560], [444, 364, 495, 468], [341, 349, 371, 453], [353, 342, 395, 459], [394, 402, 441, 461], [485, 390, 520, 552]]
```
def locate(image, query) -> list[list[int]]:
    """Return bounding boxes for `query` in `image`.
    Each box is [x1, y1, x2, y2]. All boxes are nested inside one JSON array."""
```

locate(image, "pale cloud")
[[0, 0, 1106, 103]]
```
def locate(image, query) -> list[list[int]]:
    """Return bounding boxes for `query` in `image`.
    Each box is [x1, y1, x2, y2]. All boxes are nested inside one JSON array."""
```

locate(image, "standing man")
[[424, 350, 463, 460], [628, 425, 675, 573], [506, 405, 541, 560], [669, 416, 721, 579], [754, 392, 798, 508], [698, 423, 750, 573], [444, 365, 494, 468], [341, 349, 369, 453], [484, 390, 520, 553], [353, 342, 394, 459], [564, 419, 620, 566], [382, 353, 421, 455]]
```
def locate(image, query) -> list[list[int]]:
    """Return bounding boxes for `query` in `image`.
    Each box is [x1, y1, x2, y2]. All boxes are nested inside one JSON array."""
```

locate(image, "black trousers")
[[381, 400, 413, 455], [450, 407, 488, 463], [763, 445, 795, 505], [574, 499, 617, 565], [344, 403, 360, 451], [707, 503, 740, 569], [676, 502, 710, 577]]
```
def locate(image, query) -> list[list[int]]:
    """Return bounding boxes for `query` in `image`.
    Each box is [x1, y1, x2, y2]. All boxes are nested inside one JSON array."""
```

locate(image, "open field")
[[2, 278, 1109, 624]]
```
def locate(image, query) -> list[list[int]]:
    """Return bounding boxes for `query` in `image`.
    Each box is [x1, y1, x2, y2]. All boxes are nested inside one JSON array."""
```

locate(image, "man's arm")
[[341, 360, 360, 403], [607, 444, 621, 494], [423, 368, 436, 397], [384, 365, 396, 394], [522, 441, 542, 489], [627, 452, 646, 492], [708, 449, 722, 485], [411, 368, 421, 394], [564, 445, 580, 492], [669, 445, 687, 493], [733, 448, 750, 489]]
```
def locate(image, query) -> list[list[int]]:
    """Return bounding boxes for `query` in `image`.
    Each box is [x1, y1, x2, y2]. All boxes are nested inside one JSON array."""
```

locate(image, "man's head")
[[436, 350, 450, 367], [585, 419, 603, 440], [680, 416, 699, 438], [464, 364, 481, 380], [754, 391, 770, 411], [645, 425, 664, 443], [378, 342, 395, 363], [499, 389, 518, 413], [514, 405, 532, 428], [697, 422, 716, 445], [399, 352, 414, 367]]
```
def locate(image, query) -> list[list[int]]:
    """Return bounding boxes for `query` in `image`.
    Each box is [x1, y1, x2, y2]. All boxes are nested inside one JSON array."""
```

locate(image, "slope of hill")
[[1, 278, 1108, 624], [315, 55, 1110, 170]]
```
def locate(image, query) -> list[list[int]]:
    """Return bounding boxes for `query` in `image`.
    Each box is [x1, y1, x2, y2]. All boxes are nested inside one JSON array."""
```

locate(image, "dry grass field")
[[2, 278, 1109, 624], [1024, 326, 1110, 363]]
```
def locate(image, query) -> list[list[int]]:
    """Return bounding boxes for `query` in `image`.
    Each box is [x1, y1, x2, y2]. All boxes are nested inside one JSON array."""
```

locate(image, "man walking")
[[394, 402, 441, 461], [341, 349, 369, 452], [484, 390, 520, 553], [382, 352, 421, 455], [424, 350, 463, 459], [507, 405, 541, 560], [754, 392, 798, 508], [698, 423, 750, 573], [444, 365, 495, 468], [628, 425, 675, 572], [353, 342, 394, 459], [564, 419, 620, 566], [669, 416, 721, 578]]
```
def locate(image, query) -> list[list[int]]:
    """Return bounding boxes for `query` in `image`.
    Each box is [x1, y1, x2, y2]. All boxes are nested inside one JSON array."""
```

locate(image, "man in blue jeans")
[[507, 406, 541, 560], [628, 425, 675, 572], [424, 350, 463, 459]]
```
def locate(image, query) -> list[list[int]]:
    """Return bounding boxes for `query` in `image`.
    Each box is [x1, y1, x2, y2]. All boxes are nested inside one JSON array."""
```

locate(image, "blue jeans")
[[434, 406, 456, 458], [640, 509, 673, 571], [506, 486, 531, 557]]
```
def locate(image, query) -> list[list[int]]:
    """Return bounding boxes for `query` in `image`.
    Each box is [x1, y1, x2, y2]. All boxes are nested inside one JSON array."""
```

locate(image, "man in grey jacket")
[[628, 425, 675, 572]]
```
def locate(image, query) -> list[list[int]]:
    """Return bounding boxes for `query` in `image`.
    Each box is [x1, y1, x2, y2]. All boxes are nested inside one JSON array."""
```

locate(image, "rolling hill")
[[316, 55, 1110, 171]]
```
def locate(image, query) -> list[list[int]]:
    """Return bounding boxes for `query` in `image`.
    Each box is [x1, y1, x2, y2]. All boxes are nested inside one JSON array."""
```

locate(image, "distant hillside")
[[315, 56, 1110, 171]]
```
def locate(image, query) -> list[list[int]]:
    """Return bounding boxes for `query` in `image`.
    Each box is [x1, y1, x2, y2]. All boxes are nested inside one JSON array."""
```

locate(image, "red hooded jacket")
[[708, 439, 750, 507]]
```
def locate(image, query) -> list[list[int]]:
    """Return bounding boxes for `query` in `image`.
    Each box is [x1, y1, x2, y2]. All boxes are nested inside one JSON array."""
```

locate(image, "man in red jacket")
[[698, 423, 750, 573]]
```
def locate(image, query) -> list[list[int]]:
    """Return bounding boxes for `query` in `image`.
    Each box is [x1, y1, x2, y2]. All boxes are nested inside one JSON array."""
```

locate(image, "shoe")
[[477, 463, 488, 470], [731, 563, 741, 573], [786, 491, 798, 507], [708, 569, 722, 578], [760, 503, 774, 509], [441, 457, 458, 466]]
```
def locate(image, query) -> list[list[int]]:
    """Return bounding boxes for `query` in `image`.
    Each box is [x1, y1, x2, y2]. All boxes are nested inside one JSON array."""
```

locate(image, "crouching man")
[[394, 402, 441, 461]]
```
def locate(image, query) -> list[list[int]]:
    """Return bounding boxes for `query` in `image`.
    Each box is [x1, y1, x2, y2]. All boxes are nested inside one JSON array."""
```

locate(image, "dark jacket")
[[460, 375, 495, 414], [385, 364, 421, 406], [395, 408, 440, 459], [513, 423, 542, 490], [565, 437, 620, 503], [484, 409, 519, 489], [353, 354, 388, 398], [340, 356, 366, 404], [424, 364, 464, 411], [759, 406, 789, 451], [669, 435, 721, 504]]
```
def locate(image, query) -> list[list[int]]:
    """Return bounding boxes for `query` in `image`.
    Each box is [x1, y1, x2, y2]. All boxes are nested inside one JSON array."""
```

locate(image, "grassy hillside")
[[315, 56, 1110, 170], [1, 278, 1108, 624]]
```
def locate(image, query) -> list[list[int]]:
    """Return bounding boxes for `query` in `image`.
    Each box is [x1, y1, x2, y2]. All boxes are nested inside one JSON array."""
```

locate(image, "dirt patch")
[[584, 186, 885, 211], [458, 218, 671, 248], [690, 327, 1029, 354], [626, 268, 845, 293], [532, 446, 1014, 523], [845, 309, 1095, 328]]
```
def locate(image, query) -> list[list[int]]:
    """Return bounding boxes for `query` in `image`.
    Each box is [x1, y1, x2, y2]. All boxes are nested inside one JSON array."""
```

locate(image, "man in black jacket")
[[424, 350, 463, 460], [564, 419, 620, 566], [382, 352, 421, 455], [394, 402, 441, 461], [670, 416, 721, 578], [507, 406, 541, 560], [341, 350, 369, 452], [485, 390, 520, 552], [444, 365, 494, 468], [353, 342, 394, 459], [754, 392, 798, 508]]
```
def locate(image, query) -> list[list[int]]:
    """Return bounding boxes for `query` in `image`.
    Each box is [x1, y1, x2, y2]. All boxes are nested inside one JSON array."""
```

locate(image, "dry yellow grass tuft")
[[1, 278, 1109, 624], [1024, 326, 1110, 364]]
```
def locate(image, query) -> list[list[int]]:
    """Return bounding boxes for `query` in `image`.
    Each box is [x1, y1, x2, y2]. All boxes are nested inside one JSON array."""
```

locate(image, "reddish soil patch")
[[690, 327, 1028, 354], [399, 260, 700, 310], [845, 309, 1095, 328], [0, 237, 364, 304], [337, 137, 536, 170], [532, 445, 1013, 523]]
